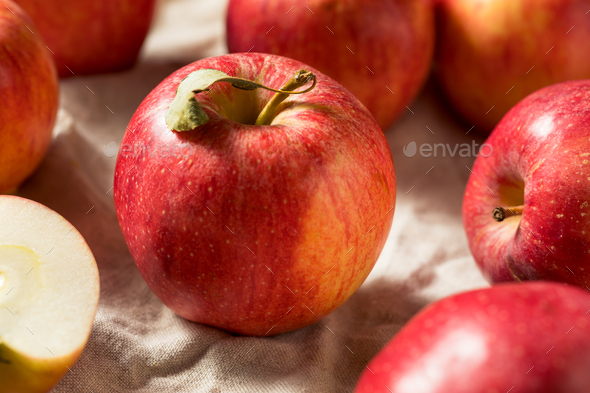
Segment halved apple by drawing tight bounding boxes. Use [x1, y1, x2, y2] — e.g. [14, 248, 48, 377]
[0, 196, 99, 393]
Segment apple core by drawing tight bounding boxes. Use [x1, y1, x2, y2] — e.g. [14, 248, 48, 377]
[0, 245, 42, 304]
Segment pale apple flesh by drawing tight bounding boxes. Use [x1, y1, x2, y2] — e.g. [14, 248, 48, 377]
[0, 196, 100, 393]
[227, 0, 434, 129]
[463, 80, 590, 286]
[355, 282, 590, 393]
[0, 0, 58, 194]
[114, 53, 396, 336]
[437, 0, 590, 133]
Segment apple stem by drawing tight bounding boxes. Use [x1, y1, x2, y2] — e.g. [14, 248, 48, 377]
[493, 205, 524, 222]
[255, 70, 317, 126]
[165, 69, 316, 131]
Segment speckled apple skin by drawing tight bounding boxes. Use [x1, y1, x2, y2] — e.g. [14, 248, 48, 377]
[356, 282, 590, 393]
[227, 0, 435, 130]
[0, 0, 58, 194]
[15, 0, 155, 77]
[114, 53, 396, 336]
[437, 0, 590, 133]
[463, 80, 590, 287]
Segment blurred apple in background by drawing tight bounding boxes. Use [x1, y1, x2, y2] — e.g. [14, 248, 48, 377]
[0, 0, 58, 195]
[437, 0, 590, 133]
[14, 0, 156, 77]
[356, 282, 590, 393]
[114, 53, 396, 336]
[0, 196, 100, 393]
[226, 0, 435, 130]
[463, 80, 590, 286]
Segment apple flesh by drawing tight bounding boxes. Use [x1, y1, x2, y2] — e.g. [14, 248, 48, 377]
[226, 0, 435, 130]
[114, 53, 396, 336]
[437, 0, 590, 133]
[356, 282, 590, 393]
[0, 196, 100, 393]
[0, 0, 58, 194]
[14, 0, 156, 77]
[463, 80, 590, 286]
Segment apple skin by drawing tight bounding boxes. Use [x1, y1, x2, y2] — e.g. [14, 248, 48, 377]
[463, 80, 590, 286]
[0, 340, 85, 393]
[114, 53, 396, 336]
[437, 0, 590, 133]
[0, 0, 58, 194]
[14, 0, 155, 77]
[355, 282, 590, 393]
[226, 0, 435, 130]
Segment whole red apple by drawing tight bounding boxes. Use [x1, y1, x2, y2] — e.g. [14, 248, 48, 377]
[0, 0, 58, 194]
[14, 0, 155, 77]
[437, 0, 590, 133]
[226, 0, 435, 130]
[114, 53, 396, 336]
[463, 80, 590, 286]
[356, 282, 590, 393]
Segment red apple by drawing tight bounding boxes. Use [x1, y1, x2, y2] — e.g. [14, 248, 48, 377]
[437, 0, 590, 133]
[0, 0, 58, 194]
[226, 0, 435, 130]
[463, 80, 590, 286]
[14, 0, 156, 77]
[113, 53, 396, 336]
[356, 282, 590, 393]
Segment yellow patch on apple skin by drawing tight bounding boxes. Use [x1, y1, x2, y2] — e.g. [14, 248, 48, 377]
[286, 169, 393, 321]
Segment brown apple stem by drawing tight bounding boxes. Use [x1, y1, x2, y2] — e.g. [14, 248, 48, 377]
[493, 205, 524, 222]
[254, 70, 317, 126]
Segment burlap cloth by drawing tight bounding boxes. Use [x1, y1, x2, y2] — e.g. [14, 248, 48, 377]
[18, 0, 489, 391]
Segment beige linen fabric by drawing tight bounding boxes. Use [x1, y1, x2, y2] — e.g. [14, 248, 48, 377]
[17, 0, 488, 391]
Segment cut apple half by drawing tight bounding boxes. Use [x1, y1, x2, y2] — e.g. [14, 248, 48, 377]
[0, 196, 99, 393]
